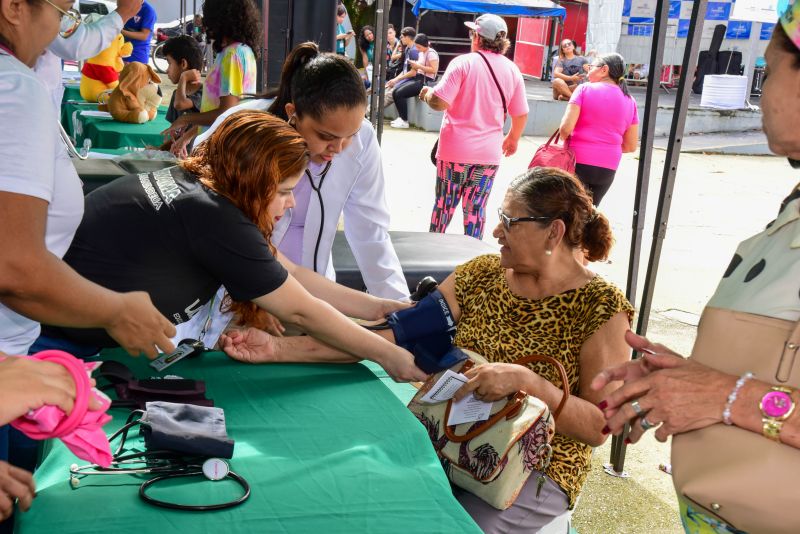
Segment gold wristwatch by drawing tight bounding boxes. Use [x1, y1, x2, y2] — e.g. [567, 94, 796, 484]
[759, 386, 796, 442]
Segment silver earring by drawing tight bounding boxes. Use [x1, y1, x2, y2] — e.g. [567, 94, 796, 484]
[545, 249, 552, 256]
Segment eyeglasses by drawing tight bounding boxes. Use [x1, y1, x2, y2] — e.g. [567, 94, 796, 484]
[40, 0, 82, 39]
[589, 63, 606, 70]
[497, 208, 551, 231]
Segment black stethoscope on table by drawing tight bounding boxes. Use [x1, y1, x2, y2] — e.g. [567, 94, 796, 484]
[68, 411, 250, 511]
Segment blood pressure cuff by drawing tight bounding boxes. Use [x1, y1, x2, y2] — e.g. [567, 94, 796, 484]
[98, 361, 214, 409]
[386, 289, 466, 374]
[140, 401, 234, 459]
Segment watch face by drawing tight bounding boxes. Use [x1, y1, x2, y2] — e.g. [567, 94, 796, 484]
[762, 391, 793, 418]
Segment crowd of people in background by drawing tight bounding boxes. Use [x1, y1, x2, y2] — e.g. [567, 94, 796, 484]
[3, 2, 800, 533]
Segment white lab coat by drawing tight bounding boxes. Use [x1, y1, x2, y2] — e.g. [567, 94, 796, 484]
[196, 99, 409, 300]
[35, 12, 124, 110]
[271, 119, 409, 300]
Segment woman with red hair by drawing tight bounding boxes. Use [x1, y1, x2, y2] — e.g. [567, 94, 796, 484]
[34, 110, 427, 384]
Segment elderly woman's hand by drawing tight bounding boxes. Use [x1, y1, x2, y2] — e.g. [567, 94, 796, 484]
[220, 327, 283, 364]
[595, 331, 736, 443]
[453, 362, 533, 403]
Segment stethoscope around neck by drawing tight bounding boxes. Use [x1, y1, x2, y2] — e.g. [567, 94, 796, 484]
[288, 112, 334, 274]
[304, 160, 333, 274]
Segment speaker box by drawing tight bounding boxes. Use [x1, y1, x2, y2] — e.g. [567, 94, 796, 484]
[716, 51, 743, 75]
[255, 0, 337, 91]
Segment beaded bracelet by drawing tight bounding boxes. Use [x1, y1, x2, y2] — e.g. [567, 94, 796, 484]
[723, 371, 754, 425]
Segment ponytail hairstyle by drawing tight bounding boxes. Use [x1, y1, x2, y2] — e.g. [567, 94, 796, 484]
[508, 167, 614, 262]
[265, 42, 366, 121]
[595, 52, 631, 98]
[181, 110, 309, 328]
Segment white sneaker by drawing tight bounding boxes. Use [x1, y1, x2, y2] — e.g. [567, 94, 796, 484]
[391, 118, 409, 129]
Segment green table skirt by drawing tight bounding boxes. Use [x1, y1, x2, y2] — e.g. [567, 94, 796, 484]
[17, 351, 479, 533]
[72, 107, 170, 151]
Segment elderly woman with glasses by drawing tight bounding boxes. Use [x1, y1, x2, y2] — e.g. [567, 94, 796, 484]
[218, 167, 633, 533]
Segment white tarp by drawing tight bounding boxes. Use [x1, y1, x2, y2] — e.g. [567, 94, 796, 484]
[586, 0, 625, 54]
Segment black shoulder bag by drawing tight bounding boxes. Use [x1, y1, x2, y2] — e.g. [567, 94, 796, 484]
[429, 52, 508, 165]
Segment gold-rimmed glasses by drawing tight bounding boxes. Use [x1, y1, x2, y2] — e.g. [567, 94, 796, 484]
[40, 0, 82, 38]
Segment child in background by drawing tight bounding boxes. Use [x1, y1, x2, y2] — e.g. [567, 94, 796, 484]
[160, 35, 204, 152]
[163, 35, 204, 123]
[162, 0, 260, 157]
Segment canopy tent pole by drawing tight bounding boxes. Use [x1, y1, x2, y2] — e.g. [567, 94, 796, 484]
[543, 17, 558, 80]
[609, 0, 709, 474]
[370, 0, 392, 142]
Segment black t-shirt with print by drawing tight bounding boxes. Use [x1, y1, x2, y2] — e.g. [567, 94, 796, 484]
[44, 166, 287, 347]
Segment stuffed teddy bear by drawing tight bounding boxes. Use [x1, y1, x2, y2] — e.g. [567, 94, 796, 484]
[98, 62, 163, 124]
[80, 34, 133, 102]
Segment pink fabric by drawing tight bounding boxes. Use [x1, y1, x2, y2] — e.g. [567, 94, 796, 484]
[433, 52, 528, 166]
[567, 82, 639, 170]
[11, 351, 112, 467]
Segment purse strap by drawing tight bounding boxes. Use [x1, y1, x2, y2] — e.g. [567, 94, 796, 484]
[442, 354, 570, 443]
[475, 52, 507, 119]
[778, 319, 800, 382]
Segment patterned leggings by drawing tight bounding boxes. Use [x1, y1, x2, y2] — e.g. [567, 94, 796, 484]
[429, 160, 499, 239]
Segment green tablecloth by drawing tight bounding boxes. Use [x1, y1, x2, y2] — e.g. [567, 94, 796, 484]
[72, 107, 169, 151]
[60, 84, 169, 150]
[17, 352, 479, 533]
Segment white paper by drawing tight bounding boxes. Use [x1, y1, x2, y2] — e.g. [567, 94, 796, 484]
[80, 110, 112, 118]
[420, 370, 468, 404]
[447, 393, 493, 426]
[630, 0, 657, 18]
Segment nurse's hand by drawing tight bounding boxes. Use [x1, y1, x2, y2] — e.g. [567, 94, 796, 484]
[376, 347, 428, 383]
[0, 461, 35, 520]
[106, 292, 176, 359]
[0, 357, 78, 425]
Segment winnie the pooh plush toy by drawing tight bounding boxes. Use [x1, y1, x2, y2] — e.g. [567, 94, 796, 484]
[80, 34, 132, 102]
[99, 62, 162, 124]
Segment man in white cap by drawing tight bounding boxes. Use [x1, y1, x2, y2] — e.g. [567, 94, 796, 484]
[419, 14, 529, 240]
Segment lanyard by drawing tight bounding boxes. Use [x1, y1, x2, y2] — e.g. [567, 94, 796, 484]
[0, 43, 14, 57]
[197, 293, 216, 346]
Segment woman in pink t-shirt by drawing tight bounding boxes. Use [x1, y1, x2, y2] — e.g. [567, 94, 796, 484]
[558, 53, 639, 205]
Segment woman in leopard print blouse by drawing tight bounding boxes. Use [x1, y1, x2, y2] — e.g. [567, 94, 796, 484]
[220, 167, 634, 532]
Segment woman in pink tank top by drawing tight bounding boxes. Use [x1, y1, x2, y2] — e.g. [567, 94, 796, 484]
[558, 53, 640, 205]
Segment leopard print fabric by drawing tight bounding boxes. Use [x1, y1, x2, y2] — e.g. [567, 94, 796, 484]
[453, 254, 634, 508]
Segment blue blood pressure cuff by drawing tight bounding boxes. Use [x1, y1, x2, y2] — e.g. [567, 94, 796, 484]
[386, 289, 467, 374]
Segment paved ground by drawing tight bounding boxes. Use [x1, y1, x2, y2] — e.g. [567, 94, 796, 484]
[378, 124, 796, 533]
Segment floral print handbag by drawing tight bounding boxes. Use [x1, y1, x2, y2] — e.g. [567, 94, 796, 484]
[407, 349, 569, 510]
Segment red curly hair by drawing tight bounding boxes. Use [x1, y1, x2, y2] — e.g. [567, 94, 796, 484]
[181, 110, 309, 327]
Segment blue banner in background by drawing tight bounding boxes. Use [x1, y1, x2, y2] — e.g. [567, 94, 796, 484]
[677, 19, 691, 37]
[669, 0, 681, 18]
[628, 24, 654, 36]
[705, 1, 731, 20]
[760, 22, 776, 40]
[623, 0, 632, 17]
[726, 20, 752, 39]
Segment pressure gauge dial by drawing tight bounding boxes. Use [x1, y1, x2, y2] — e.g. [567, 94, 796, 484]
[202, 458, 230, 481]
